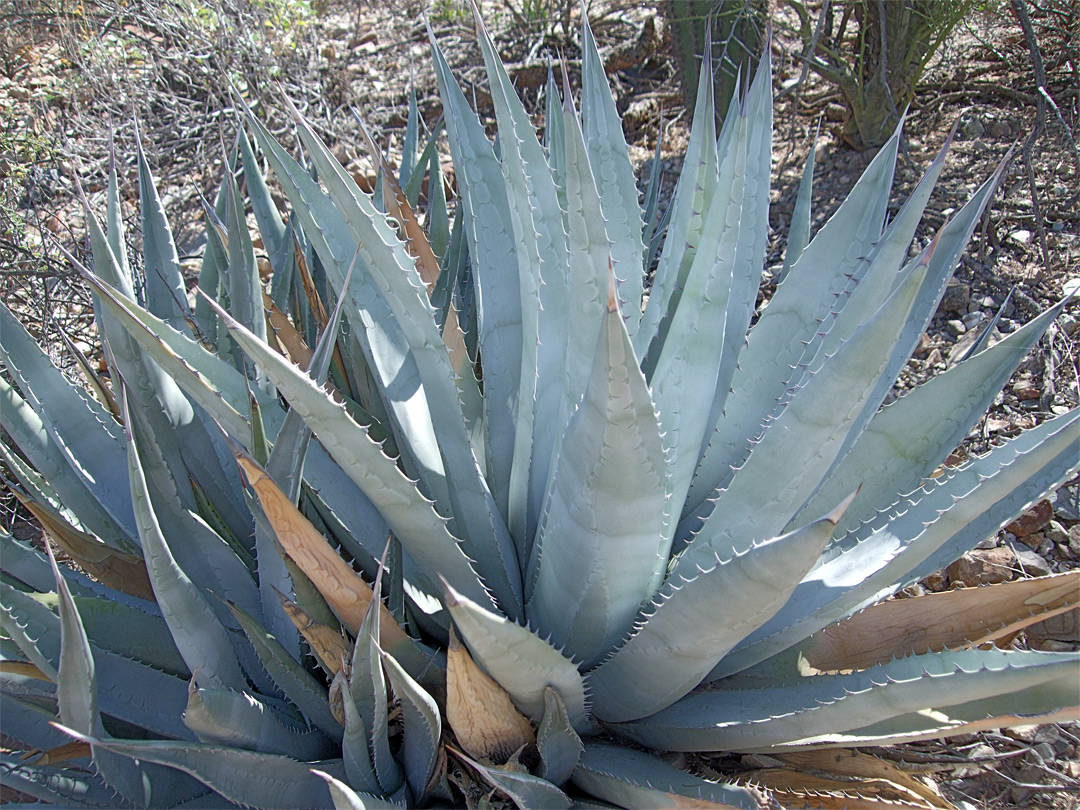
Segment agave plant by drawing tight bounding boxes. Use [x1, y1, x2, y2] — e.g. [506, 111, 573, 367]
[1, 6, 1078, 809]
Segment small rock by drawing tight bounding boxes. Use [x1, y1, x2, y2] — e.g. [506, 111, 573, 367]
[1060, 314, 1080, 336]
[979, 295, 998, 309]
[962, 311, 986, 330]
[1062, 277, 1080, 299]
[1045, 520, 1069, 545]
[922, 571, 947, 591]
[961, 118, 985, 139]
[925, 347, 944, 369]
[1016, 531, 1044, 550]
[1010, 377, 1041, 401]
[946, 547, 1015, 586]
[940, 280, 971, 314]
[976, 535, 999, 550]
[1008, 542, 1052, 577]
[947, 319, 967, 337]
[1005, 725, 1039, 742]
[1008, 229, 1032, 246]
[1068, 524, 1080, 556]
[989, 120, 1014, 138]
[1026, 608, 1079, 647]
[1005, 500, 1053, 537]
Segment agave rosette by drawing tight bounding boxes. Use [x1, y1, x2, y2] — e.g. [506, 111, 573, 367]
[1, 7, 1078, 809]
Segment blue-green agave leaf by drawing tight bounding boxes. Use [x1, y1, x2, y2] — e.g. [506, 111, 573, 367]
[528, 291, 667, 667]
[204, 294, 495, 612]
[777, 123, 818, 283]
[682, 254, 928, 561]
[571, 742, 764, 810]
[125, 405, 248, 693]
[378, 646, 440, 802]
[712, 407, 1080, 679]
[54, 725, 343, 810]
[535, 687, 582, 787]
[135, 126, 190, 332]
[617, 648, 1080, 752]
[0, 754, 122, 808]
[443, 580, 589, 731]
[428, 31, 521, 524]
[580, 13, 644, 335]
[312, 768, 406, 810]
[184, 678, 336, 760]
[587, 498, 849, 723]
[457, 747, 570, 810]
[224, 599, 340, 738]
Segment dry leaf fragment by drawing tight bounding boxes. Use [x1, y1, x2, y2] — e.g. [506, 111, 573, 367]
[446, 627, 534, 763]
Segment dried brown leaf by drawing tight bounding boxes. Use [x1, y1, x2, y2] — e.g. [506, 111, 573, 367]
[13, 491, 154, 602]
[277, 590, 350, 676]
[775, 750, 955, 809]
[740, 768, 934, 809]
[446, 627, 534, 763]
[804, 572, 1080, 672]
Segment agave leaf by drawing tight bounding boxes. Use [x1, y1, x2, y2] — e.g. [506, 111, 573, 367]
[66, 595, 187, 677]
[336, 683, 377, 796]
[0, 753, 124, 808]
[649, 100, 747, 530]
[690, 122, 901, 501]
[284, 100, 521, 621]
[348, 575, 404, 797]
[682, 253, 929, 560]
[205, 293, 495, 612]
[54, 725, 342, 810]
[571, 742, 765, 810]
[10, 491, 153, 603]
[0, 582, 59, 681]
[527, 285, 667, 665]
[48, 542, 205, 808]
[125, 402, 247, 692]
[454, 746, 570, 810]
[183, 677, 336, 760]
[580, 12, 644, 335]
[378, 645, 441, 802]
[636, 31, 718, 364]
[704, 51, 773, 450]
[0, 303, 135, 540]
[545, 76, 613, 477]
[239, 131, 287, 270]
[801, 571, 1080, 674]
[135, 127, 190, 331]
[535, 687, 582, 787]
[800, 289, 1071, 535]
[0, 378, 138, 552]
[471, 6, 571, 548]
[713, 407, 1080, 679]
[425, 142, 450, 261]
[544, 63, 566, 203]
[1, 581, 194, 740]
[72, 264, 270, 442]
[312, 768, 405, 810]
[428, 26, 521, 525]
[0, 442, 81, 536]
[443, 580, 588, 731]
[778, 125, 820, 283]
[0, 696, 77, 754]
[126, 402, 260, 614]
[223, 599, 341, 738]
[620, 647, 1080, 752]
[354, 114, 468, 375]
[588, 499, 849, 723]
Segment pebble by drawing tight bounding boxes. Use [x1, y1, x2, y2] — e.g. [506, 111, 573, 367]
[1008, 229, 1032, 245]
[946, 548, 1015, 586]
[962, 311, 986, 329]
[1045, 520, 1069, 545]
[940, 280, 971, 313]
[947, 319, 967, 336]
[1008, 541, 1052, 577]
[1005, 500, 1054, 537]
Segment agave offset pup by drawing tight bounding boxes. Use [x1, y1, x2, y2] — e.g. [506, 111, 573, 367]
[2, 7, 1078, 809]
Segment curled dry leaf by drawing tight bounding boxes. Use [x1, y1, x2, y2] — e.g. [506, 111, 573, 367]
[277, 589, 350, 676]
[12, 490, 154, 602]
[775, 750, 954, 810]
[446, 626, 535, 763]
[804, 572, 1080, 673]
